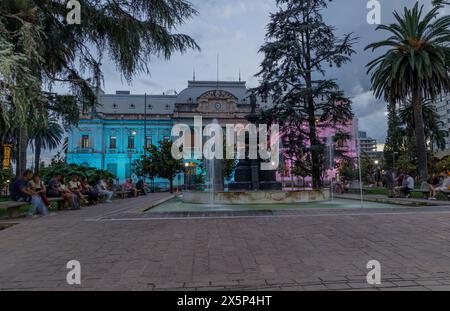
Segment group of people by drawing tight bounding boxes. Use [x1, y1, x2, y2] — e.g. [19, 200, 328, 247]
[384, 170, 415, 198]
[427, 172, 450, 200]
[10, 170, 115, 217]
[123, 178, 148, 197]
[384, 169, 450, 199]
[334, 169, 450, 200]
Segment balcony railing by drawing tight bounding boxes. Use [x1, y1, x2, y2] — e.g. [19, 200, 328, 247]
[76, 148, 94, 154]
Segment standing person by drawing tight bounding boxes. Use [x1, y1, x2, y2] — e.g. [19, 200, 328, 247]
[80, 177, 99, 205]
[397, 172, 405, 188]
[97, 178, 114, 203]
[68, 174, 88, 205]
[28, 173, 51, 209]
[47, 173, 80, 210]
[10, 170, 49, 217]
[385, 169, 395, 198]
[124, 179, 139, 197]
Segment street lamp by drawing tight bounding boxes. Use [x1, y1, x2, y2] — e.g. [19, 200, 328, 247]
[126, 128, 137, 180]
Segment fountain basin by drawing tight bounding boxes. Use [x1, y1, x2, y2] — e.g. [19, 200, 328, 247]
[183, 189, 330, 205]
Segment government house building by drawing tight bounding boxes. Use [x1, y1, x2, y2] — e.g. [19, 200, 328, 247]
[67, 80, 262, 187]
[67, 79, 359, 188]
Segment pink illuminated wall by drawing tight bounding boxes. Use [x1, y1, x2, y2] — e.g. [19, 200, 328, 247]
[276, 117, 359, 187]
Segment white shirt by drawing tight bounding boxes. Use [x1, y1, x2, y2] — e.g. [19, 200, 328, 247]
[406, 176, 415, 190]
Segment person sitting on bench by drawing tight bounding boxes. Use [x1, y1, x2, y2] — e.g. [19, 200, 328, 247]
[124, 179, 139, 197]
[47, 173, 80, 210]
[136, 179, 148, 196]
[97, 178, 114, 203]
[437, 171, 450, 193]
[401, 173, 415, 199]
[68, 174, 88, 205]
[10, 170, 49, 217]
[80, 177, 99, 205]
[28, 173, 51, 209]
[427, 174, 442, 200]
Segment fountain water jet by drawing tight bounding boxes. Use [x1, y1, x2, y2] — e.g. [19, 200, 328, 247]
[205, 119, 224, 206]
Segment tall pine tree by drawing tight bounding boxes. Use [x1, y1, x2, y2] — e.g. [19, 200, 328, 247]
[384, 100, 402, 169]
[255, 0, 356, 188]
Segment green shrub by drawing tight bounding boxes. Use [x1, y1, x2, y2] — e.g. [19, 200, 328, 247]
[39, 163, 115, 185]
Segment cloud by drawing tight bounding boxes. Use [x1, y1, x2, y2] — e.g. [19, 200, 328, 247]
[51, 0, 438, 145]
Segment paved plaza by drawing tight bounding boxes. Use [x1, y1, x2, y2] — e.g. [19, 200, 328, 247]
[1, 194, 450, 291]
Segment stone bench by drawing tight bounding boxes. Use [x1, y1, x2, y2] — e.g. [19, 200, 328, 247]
[411, 189, 431, 198]
[0, 201, 29, 218]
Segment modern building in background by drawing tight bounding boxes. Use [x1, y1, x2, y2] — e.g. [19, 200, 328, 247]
[358, 131, 378, 158]
[433, 92, 450, 151]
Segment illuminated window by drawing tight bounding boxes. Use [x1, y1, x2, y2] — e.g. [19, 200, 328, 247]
[128, 136, 135, 149]
[81, 135, 90, 149]
[145, 136, 153, 148]
[110, 137, 117, 149]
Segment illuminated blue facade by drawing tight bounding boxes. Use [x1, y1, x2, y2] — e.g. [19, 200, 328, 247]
[67, 119, 175, 185]
[67, 80, 261, 187]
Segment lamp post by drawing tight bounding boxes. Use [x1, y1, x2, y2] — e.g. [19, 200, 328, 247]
[126, 128, 137, 179]
[144, 93, 148, 154]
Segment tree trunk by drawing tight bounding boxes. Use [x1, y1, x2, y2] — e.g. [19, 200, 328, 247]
[305, 74, 322, 189]
[169, 179, 174, 194]
[16, 126, 28, 178]
[304, 10, 322, 190]
[34, 139, 42, 174]
[412, 79, 428, 183]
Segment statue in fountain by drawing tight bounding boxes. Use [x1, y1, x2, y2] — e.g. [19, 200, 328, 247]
[229, 94, 282, 191]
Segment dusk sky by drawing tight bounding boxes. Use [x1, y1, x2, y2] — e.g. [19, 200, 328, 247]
[46, 0, 446, 166]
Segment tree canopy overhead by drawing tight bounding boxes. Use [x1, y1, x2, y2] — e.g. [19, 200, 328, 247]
[1, 0, 199, 103]
[0, 0, 199, 176]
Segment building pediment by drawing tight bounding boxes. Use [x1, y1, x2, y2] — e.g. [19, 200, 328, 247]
[197, 90, 238, 102]
[196, 90, 239, 114]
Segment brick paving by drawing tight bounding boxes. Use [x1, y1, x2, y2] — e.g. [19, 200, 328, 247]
[1, 194, 450, 291]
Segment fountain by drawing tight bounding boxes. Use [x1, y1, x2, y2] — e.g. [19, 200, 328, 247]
[182, 94, 330, 205]
[205, 119, 224, 205]
[229, 94, 282, 192]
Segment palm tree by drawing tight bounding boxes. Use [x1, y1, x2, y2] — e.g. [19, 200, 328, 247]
[433, 1, 449, 6]
[30, 114, 64, 173]
[399, 99, 449, 152]
[366, 3, 450, 182]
